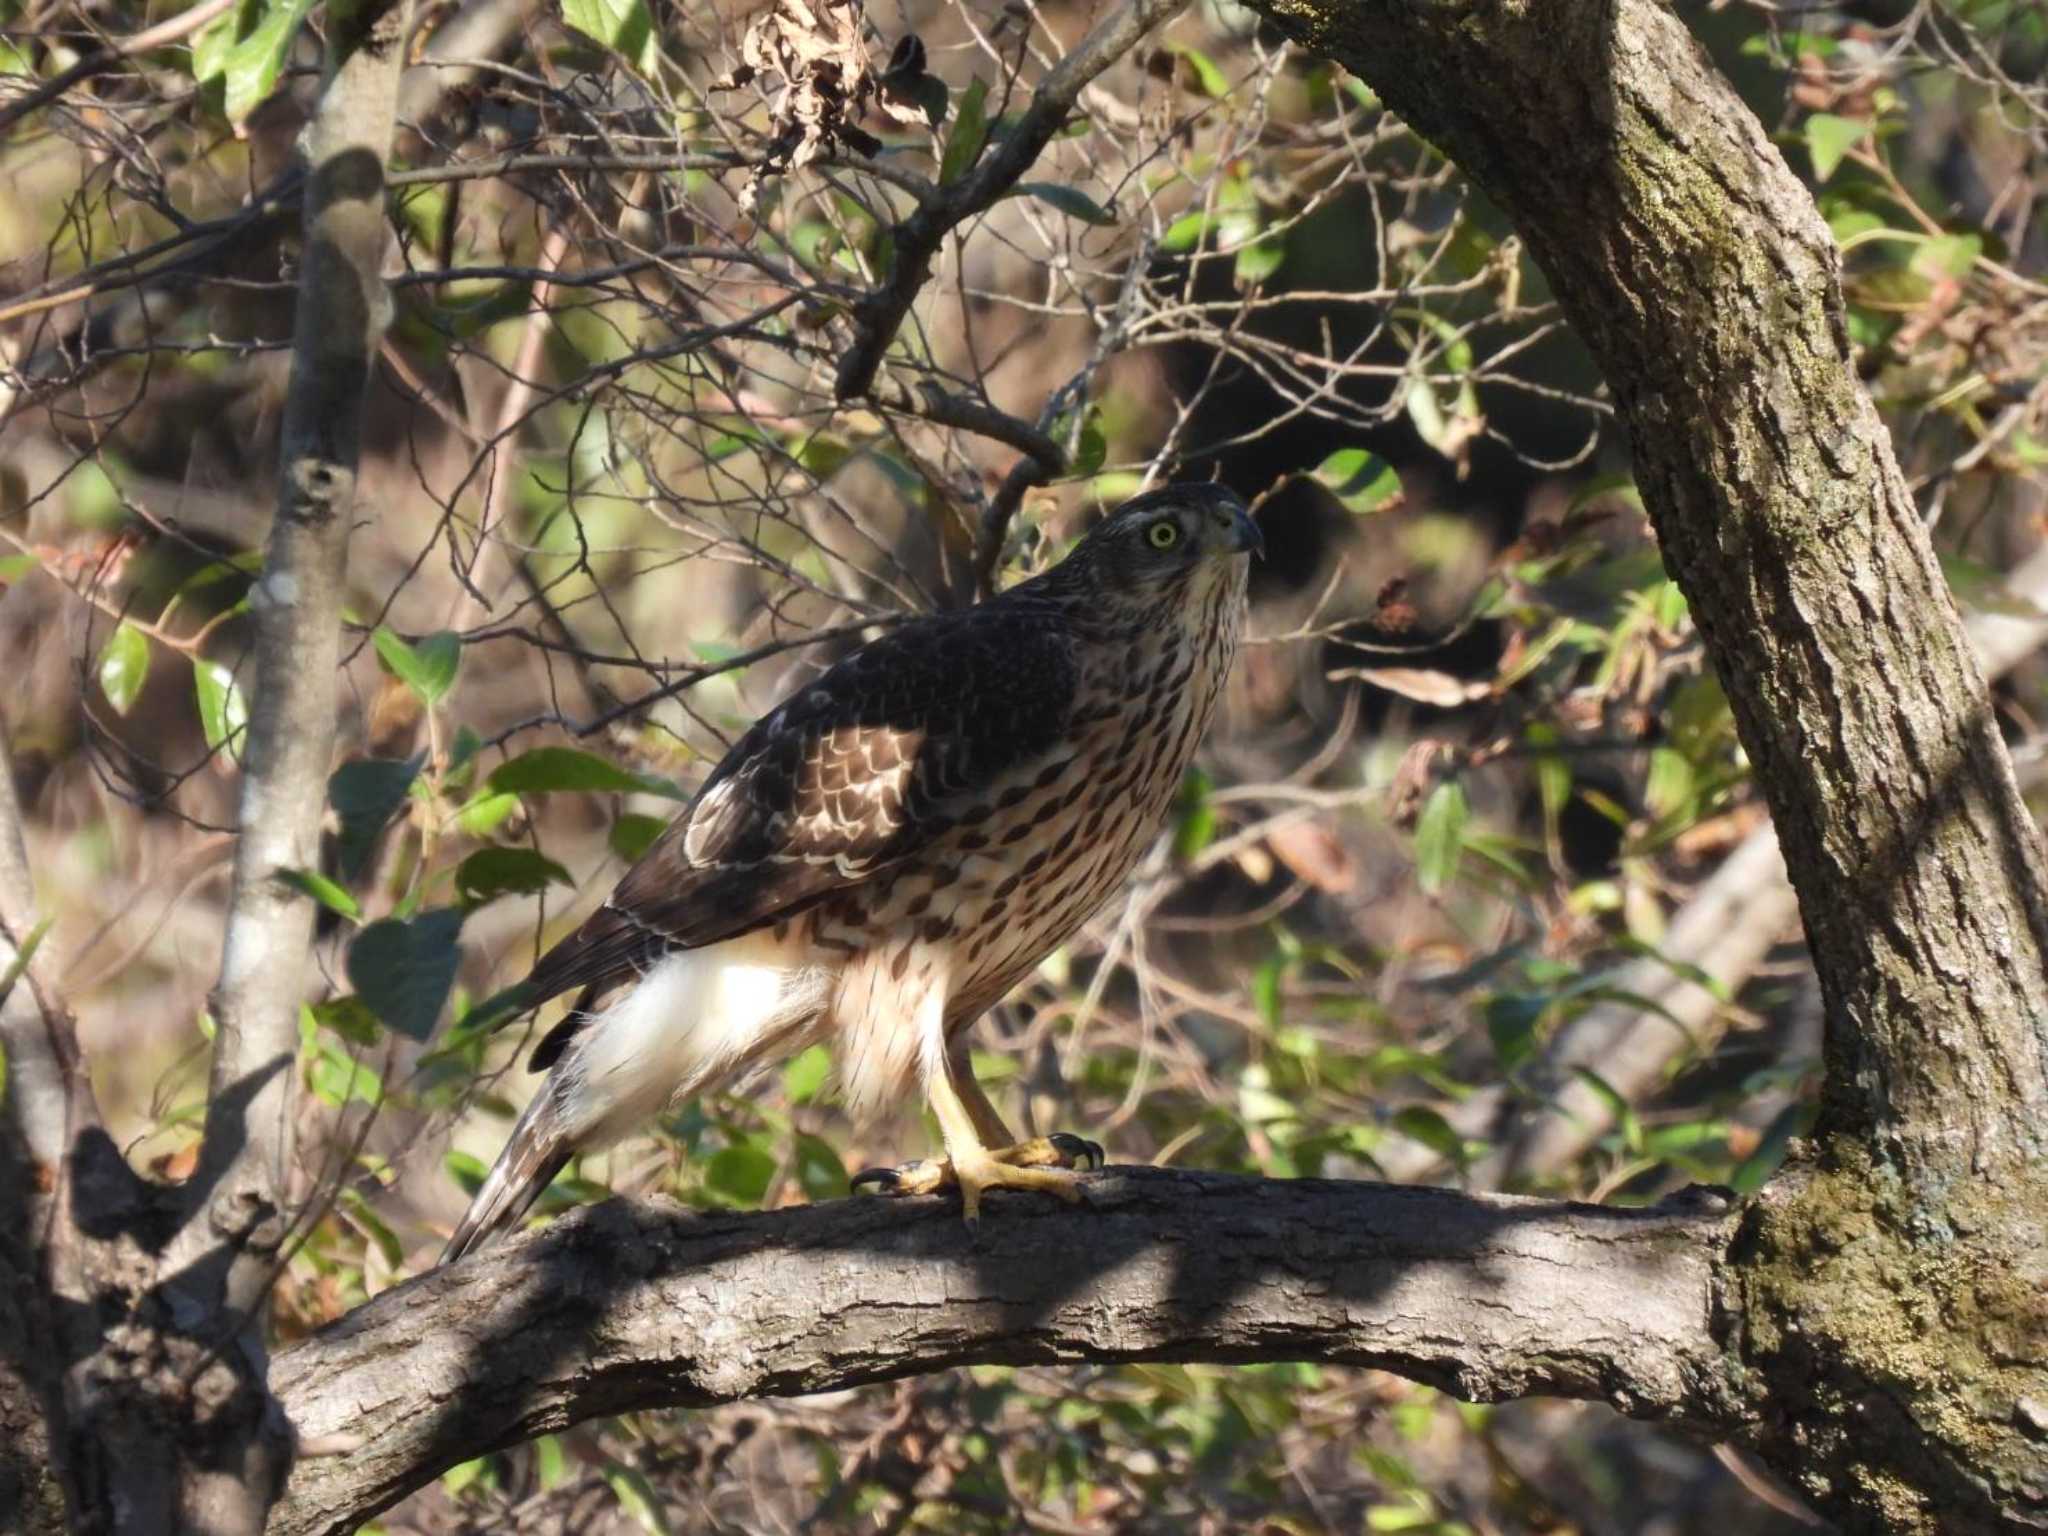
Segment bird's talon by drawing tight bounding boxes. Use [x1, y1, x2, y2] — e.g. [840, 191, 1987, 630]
[1047, 1132, 1104, 1170]
[850, 1165, 903, 1195]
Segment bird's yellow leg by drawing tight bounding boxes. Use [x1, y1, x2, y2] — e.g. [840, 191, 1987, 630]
[926, 1060, 1092, 1223]
[945, 1036, 1104, 1179]
[850, 1019, 1101, 1220]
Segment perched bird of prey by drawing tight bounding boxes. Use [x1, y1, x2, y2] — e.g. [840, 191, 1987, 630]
[442, 483, 1261, 1261]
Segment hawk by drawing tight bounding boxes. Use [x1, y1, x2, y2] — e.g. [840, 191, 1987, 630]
[442, 483, 1261, 1261]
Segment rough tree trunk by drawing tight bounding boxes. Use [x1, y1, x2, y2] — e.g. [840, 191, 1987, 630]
[0, 3, 411, 1531]
[1230, 0, 2048, 1529]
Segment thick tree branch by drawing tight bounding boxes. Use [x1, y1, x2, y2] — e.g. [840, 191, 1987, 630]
[1224, 1, 2048, 1528]
[269, 1171, 1743, 1536]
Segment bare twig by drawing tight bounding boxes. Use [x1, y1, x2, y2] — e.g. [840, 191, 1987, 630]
[833, 0, 1191, 401]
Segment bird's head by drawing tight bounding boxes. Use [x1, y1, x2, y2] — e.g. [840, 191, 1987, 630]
[1054, 482, 1263, 603]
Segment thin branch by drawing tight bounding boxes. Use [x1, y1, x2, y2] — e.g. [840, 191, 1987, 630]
[269, 1171, 1744, 1536]
[833, 0, 1191, 401]
[0, 0, 239, 139]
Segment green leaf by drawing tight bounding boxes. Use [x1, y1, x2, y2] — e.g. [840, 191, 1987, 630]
[1071, 420, 1108, 478]
[1484, 993, 1545, 1073]
[311, 995, 382, 1047]
[1311, 448, 1403, 514]
[194, 661, 249, 762]
[373, 627, 461, 707]
[1173, 766, 1215, 859]
[1233, 237, 1285, 288]
[1731, 1103, 1811, 1194]
[456, 791, 521, 838]
[1171, 44, 1229, 98]
[1389, 1105, 1464, 1165]
[455, 847, 573, 906]
[485, 747, 684, 799]
[609, 812, 668, 862]
[1015, 181, 1117, 225]
[562, 0, 657, 72]
[1161, 211, 1212, 252]
[601, 1463, 674, 1536]
[1940, 552, 2048, 619]
[939, 76, 989, 185]
[783, 1044, 832, 1105]
[792, 1132, 846, 1201]
[329, 755, 424, 880]
[1912, 231, 1981, 281]
[1413, 780, 1467, 895]
[97, 622, 149, 716]
[703, 1143, 777, 1206]
[346, 909, 466, 1042]
[201, 0, 318, 124]
[1572, 1066, 1642, 1153]
[445, 1148, 490, 1196]
[1804, 113, 1867, 182]
[279, 867, 361, 922]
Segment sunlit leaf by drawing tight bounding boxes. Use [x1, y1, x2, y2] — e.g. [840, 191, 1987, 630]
[1911, 231, 1981, 281]
[200, 0, 318, 124]
[1413, 781, 1467, 894]
[279, 867, 361, 922]
[939, 76, 989, 185]
[1804, 113, 1867, 182]
[455, 847, 572, 906]
[1389, 1106, 1464, 1165]
[194, 660, 249, 763]
[311, 995, 382, 1047]
[373, 627, 461, 707]
[783, 1044, 832, 1105]
[97, 622, 149, 716]
[1171, 44, 1229, 97]
[1311, 448, 1403, 514]
[562, 0, 657, 72]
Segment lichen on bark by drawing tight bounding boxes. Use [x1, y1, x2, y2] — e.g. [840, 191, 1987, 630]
[1729, 1146, 2048, 1533]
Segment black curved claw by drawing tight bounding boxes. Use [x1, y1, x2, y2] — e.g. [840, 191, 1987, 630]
[1048, 1132, 1105, 1170]
[849, 1165, 903, 1195]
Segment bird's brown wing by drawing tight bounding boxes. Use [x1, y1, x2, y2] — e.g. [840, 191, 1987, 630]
[516, 601, 1079, 1011]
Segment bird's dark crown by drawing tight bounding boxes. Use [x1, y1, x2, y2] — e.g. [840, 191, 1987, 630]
[1034, 482, 1262, 597]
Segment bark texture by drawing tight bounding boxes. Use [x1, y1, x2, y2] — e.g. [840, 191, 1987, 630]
[0, 6, 412, 1532]
[270, 1171, 1743, 1536]
[1225, 0, 2048, 1529]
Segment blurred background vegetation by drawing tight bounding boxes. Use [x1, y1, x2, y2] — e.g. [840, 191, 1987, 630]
[1, 0, 2043, 1526]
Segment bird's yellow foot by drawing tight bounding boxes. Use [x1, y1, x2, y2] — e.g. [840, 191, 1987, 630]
[851, 1133, 1103, 1222]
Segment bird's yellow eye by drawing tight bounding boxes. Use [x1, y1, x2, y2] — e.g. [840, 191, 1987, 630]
[1147, 520, 1180, 549]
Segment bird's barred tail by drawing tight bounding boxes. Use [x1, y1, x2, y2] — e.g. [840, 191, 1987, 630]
[441, 1083, 572, 1265]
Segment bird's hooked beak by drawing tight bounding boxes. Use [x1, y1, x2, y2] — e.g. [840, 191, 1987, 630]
[1226, 501, 1265, 560]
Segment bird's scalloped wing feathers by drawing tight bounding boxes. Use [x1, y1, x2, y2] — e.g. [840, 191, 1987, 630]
[513, 605, 1079, 1008]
